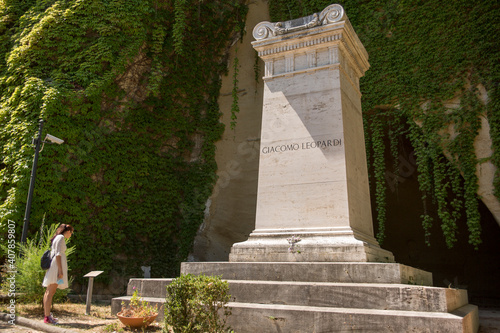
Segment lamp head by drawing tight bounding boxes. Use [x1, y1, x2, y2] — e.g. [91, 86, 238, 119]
[44, 134, 64, 145]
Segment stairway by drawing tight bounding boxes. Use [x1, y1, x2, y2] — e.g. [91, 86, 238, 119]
[111, 262, 479, 332]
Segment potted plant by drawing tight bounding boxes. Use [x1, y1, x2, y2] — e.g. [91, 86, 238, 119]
[117, 287, 159, 328]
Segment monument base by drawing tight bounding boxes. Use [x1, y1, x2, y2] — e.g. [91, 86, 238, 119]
[229, 228, 395, 263]
[111, 262, 478, 332]
[179, 261, 479, 333]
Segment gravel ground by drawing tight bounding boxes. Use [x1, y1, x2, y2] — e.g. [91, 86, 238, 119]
[0, 302, 164, 333]
[1, 301, 498, 332]
[0, 320, 45, 333]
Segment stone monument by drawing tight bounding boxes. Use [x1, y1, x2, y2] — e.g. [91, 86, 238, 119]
[229, 4, 394, 263]
[112, 4, 479, 332]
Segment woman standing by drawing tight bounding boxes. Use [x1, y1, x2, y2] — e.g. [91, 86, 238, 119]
[42, 223, 74, 324]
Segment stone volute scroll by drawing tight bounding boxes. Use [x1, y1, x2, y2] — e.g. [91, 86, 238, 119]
[252, 4, 345, 40]
[252, 21, 276, 40]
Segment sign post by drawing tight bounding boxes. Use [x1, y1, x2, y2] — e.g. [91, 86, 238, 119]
[84, 271, 104, 315]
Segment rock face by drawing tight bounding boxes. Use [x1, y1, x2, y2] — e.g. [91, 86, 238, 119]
[189, 0, 268, 262]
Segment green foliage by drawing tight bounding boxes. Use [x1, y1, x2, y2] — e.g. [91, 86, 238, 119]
[173, 0, 188, 55]
[104, 322, 124, 333]
[230, 47, 240, 130]
[1, 223, 74, 304]
[165, 274, 232, 333]
[370, 113, 386, 244]
[120, 287, 158, 317]
[0, 0, 248, 287]
[268, 0, 500, 248]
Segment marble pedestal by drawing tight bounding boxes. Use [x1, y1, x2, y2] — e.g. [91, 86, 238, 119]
[229, 4, 393, 263]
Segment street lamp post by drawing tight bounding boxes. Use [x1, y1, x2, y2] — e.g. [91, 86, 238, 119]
[20, 120, 64, 243]
[21, 119, 44, 244]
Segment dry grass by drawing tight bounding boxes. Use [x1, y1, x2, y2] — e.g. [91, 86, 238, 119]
[0, 301, 166, 332]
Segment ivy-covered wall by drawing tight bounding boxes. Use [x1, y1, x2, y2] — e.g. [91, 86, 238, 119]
[269, 0, 500, 249]
[0, 0, 247, 290]
[1, 0, 499, 293]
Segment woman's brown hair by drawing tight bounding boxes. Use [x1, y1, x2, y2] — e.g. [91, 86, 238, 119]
[50, 223, 74, 244]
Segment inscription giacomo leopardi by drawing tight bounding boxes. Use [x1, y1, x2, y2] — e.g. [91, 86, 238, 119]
[262, 138, 342, 154]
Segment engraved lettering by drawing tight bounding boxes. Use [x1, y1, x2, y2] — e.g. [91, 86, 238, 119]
[263, 139, 342, 154]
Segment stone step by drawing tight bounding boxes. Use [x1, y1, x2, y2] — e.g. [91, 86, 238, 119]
[126, 278, 173, 299]
[111, 292, 475, 331]
[111, 262, 477, 332]
[180, 262, 433, 285]
[116, 278, 467, 313]
[111, 273, 477, 332]
[227, 280, 468, 313]
[226, 302, 479, 333]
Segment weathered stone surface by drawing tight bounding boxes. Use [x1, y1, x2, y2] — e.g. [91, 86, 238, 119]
[181, 262, 432, 285]
[226, 281, 468, 313]
[253, 4, 346, 40]
[229, 237, 395, 262]
[126, 278, 169, 299]
[110, 276, 476, 329]
[226, 303, 479, 333]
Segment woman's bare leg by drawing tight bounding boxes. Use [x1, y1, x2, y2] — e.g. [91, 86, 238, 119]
[43, 284, 58, 317]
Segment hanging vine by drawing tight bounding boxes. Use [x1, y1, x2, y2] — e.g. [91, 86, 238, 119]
[370, 111, 387, 244]
[230, 46, 240, 130]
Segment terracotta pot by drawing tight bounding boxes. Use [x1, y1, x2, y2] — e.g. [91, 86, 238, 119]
[116, 312, 158, 328]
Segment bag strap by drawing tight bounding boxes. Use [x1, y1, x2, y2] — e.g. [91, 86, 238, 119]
[47, 243, 55, 260]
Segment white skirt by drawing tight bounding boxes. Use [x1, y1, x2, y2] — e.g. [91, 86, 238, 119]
[42, 235, 69, 289]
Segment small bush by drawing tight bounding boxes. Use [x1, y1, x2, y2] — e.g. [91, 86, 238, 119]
[119, 287, 158, 317]
[165, 274, 232, 333]
[1, 224, 74, 304]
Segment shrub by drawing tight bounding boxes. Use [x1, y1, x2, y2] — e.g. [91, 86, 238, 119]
[165, 274, 232, 333]
[119, 287, 158, 317]
[1, 224, 74, 304]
